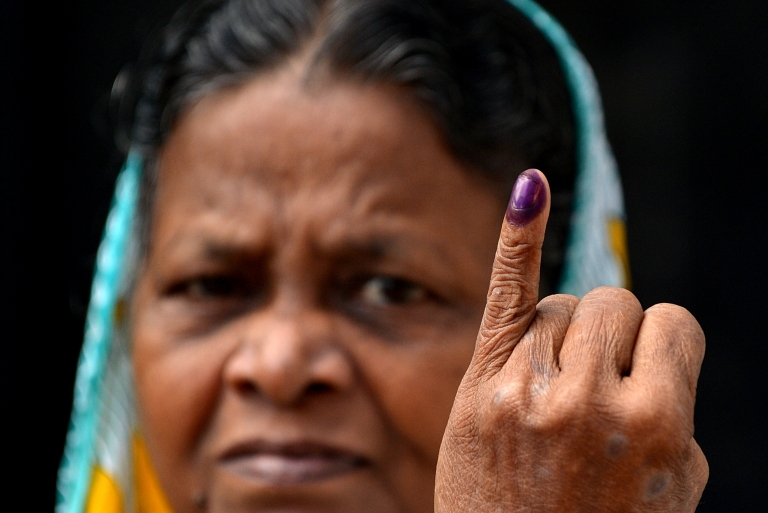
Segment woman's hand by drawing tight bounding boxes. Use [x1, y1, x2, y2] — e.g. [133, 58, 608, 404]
[435, 170, 708, 512]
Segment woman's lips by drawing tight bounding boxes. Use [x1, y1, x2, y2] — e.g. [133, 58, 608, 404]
[220, 441, 369, 485]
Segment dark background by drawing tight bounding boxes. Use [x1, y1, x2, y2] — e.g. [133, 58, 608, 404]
[2, 0, 766, 510]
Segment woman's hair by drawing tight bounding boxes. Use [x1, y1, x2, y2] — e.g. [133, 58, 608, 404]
[118, 0, 575, 294]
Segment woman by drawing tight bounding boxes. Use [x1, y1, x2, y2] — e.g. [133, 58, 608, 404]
[59, 0, 707, 511]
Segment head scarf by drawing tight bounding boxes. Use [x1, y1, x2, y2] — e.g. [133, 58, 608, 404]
[57, 1, 629, 511]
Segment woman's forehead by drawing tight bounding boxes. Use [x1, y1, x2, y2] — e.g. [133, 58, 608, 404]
[160, 70, 438, 177]
[151, 70, 505, 250]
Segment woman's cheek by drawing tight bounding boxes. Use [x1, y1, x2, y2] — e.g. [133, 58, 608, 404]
[359, 321, 478, 461]
[132, 300, 235, 505]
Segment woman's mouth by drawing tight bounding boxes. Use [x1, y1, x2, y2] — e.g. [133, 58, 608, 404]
[220, 441, 370, 485]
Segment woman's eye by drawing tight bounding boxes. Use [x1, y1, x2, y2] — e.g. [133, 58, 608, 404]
[359, 276, 427, 306]
[170, 276, 242, 300]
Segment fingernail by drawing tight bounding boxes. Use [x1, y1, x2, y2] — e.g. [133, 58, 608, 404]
[506, 169, 546, 226]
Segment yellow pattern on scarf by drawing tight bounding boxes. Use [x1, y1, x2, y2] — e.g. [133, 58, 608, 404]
[134, 435, 174, 513]
[85, 467, 123, 513]
[84, 435, 173, 513]
[607, 218, 631, 289]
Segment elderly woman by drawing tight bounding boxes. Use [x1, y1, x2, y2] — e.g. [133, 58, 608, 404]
[58, 0, 708, 512]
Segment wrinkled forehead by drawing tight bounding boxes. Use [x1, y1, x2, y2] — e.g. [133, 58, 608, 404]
[147, 70, 504, 262]
[157, 70, 443, 199]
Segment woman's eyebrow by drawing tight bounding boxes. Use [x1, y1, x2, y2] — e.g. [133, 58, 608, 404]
[324, 237, 394, 262]
[157, 233, 268, 264]
[321, 232, 457, 273]
[200, 241, 257, 260]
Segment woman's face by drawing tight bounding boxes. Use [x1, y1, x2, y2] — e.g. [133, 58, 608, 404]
[131, 67, 507, 513]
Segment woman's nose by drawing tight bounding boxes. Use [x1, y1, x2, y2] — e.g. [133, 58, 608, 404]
[223, 310, 355, 407]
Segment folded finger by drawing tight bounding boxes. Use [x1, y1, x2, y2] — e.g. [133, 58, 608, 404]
[627, 303, 705, 405]
[557, 287, 644, 381]
[504, 294, 580, 379]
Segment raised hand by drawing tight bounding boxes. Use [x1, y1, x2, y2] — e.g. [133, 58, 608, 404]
[435, 169, 708, 513]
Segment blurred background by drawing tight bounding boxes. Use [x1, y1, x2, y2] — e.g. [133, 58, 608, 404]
[2, 0, 766, 510]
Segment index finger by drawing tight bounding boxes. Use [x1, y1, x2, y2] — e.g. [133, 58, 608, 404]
[472, 169, 551, 375]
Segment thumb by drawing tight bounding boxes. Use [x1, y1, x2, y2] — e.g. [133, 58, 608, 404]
[472, 168, 551, 373]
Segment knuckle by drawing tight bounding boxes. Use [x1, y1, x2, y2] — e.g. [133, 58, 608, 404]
[536, 293, 579, 320]
[621, 391, 691, 451]
[545, 380, 603, 428]
[630, 400, 672, 434]
[537, 293, 580, 310]
[645, 304, 705, 347]
[486, 250, 537, 311]
[645, 302, 692, 318]
[478, 381, 527, 435]
[642, 304, 706, 381]
[582, 286, 642, 311]
[571, 288, 643, 337]
[491, 381, 526, 410]
[498, 234, 535, 262]
[492, 251, 529, 288]
[475, 324, 520, 369]
[534, 402, 587, 434]
[550, 378, 590, 409]
[481, 280, 537, 334]
[484, 285, 525, 324]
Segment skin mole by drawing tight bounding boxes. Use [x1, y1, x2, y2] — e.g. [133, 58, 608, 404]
[645, 472, 672, 501]
[606, 433, 629, 460]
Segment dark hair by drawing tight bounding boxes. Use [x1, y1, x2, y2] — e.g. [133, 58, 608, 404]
[119, 0, 575, 294]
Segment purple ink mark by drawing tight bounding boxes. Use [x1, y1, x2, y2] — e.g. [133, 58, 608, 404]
[505, 169, 547, 227]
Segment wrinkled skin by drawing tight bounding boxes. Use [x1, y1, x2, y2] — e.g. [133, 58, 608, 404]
[132, 63, 707, 513]
[435, 172, 708, 512]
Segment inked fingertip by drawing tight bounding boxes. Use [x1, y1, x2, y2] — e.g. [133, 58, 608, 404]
[505, 169, 547, 226]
